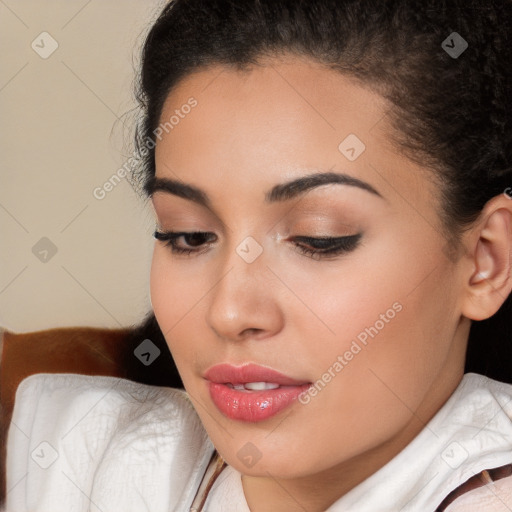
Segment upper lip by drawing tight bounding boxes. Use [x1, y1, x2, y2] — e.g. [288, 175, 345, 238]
[204, 363, 310, 386]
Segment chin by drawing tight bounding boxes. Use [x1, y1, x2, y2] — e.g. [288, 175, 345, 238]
[221, 444, 320, 479]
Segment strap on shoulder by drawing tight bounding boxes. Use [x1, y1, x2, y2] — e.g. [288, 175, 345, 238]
[435, 463, 512, 511]
[190, 450, 227, 512]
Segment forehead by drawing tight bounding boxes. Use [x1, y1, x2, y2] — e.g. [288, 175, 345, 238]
[156, 56, 387, 157]
[153, 55, 440, 222]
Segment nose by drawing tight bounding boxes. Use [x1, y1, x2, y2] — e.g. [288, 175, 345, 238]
[205, 241, 284, 343]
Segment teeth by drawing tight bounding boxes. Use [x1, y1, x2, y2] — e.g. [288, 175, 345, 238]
[243, 382, 280, 390]
[225, 382, 281, 391]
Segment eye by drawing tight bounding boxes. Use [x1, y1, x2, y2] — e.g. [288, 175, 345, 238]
[291, 234, 362, 260]
[153, 230, 217, 255]
[154, 230, 362, 259]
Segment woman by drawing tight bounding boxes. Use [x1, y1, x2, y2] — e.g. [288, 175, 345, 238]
[5, 0, 512, 510]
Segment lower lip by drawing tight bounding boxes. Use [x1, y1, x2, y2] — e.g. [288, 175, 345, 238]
[207, 382, 311, 422]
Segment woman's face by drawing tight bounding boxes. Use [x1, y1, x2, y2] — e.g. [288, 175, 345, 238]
[150, 56, 469, 479]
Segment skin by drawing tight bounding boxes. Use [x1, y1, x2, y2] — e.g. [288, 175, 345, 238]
[149, 56, 512, 511]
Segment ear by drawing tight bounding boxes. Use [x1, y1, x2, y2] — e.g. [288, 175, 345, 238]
[461, 192, 512, 321]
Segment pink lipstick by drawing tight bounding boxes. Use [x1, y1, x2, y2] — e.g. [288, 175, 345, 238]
[204, 363, 311, 422]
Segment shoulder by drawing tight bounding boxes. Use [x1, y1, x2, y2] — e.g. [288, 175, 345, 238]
[436, 374, 512, 511]
[8, 371, 202, 441]
[450, 372, 512, 409]
[6, 373, 214, 512]
[444, 474, 512, 511]
[440, 373, 512, 437]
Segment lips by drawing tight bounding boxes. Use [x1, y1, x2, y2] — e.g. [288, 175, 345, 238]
[204, 363, 312, 422]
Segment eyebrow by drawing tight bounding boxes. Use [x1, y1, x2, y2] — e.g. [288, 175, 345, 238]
[145, 171, 383, 208]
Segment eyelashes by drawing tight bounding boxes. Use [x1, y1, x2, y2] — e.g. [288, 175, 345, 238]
[153, 231, 216, 256]
[292, 234, 362, 259]
[153, 230, 362, 260]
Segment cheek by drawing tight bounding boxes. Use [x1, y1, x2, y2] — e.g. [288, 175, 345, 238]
[326, 275, 454, 416]
[293, 234, 455, 406]
[268, 275, 455, 470]
[150, 247, 207, 318]
[149, 249, 205, 367]
[150, 249, 177, 328]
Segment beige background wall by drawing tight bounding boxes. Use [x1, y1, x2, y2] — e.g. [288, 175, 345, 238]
[1, 1, 165, 332]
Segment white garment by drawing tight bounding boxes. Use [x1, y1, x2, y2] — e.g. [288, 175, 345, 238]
[5, 372, 512, 512]
[5, 374, 215, 512]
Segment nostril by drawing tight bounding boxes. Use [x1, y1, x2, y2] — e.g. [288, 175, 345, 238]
[240, 327, 263, 338]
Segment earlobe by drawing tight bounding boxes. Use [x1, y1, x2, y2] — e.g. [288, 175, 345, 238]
[461, 197, 512, 321]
